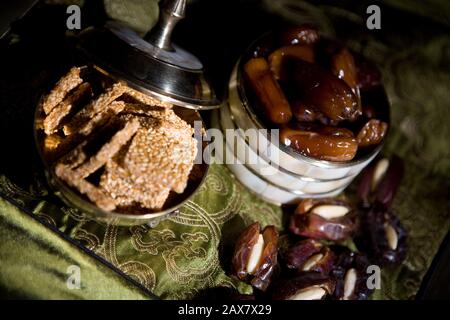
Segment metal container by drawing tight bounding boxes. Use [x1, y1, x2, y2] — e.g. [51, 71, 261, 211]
[35, 96, 209, 226]
[34, 0, 219, 226]
[220, 32, 389, 204]
[212, 109, 347, 205]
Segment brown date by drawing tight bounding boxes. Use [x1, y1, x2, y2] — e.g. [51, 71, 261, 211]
[290, 200, 356, 241]
[280, 25, 320, 46]
[295, 198, 323, 215]
[355, 203, 407, 266]
[362, 104, 376, 119]
[273, 272, 335, 300]
[356, 57, 382, 91]
[291, 123, 355, 138]
[358, 156, 404, 208]
[331, 250, 374, 300]
[232, 222, 279, 291]
[280, 125, 358, 162]
[285, 239, 336, 275]
[244, 58, 293, 124]
[286, 59, 361, 121]
[269, 44, 315, 79]
[374, 156, 404, 208]
[356, 156, 407, 266]
[356, 119, 388, 147]
[331, 47, 362, 110]
[284, 239, 322, 269]
[291, 101, 319, 122]
[291, 102, 339, 125]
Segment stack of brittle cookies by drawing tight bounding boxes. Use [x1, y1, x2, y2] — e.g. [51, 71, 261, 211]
[36, 67, 198, 212]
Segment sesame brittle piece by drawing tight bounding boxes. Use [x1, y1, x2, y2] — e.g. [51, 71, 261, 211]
[44, 82, 93, 135]
[63, 82, 127, 136]
[78, 100, 127, 137]
[44, 134, 63, 153]
[54, 118, 141, 211]
[123, 113, 197, 194]
[122, 86, 172, 108]
[73, 117, 140, 179]
[55, 162, 116, 211]
[45, 101, 126, 161]
[121, 102, 172, 118]
[100, 159, 171, 210]
[42, 67, 83, 114]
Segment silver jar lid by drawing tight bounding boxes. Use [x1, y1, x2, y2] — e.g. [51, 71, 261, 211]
[77, 0, 221, 110]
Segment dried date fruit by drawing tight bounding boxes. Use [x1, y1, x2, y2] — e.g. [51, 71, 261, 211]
[284, 239, 322, 269]
[291, 102, 339, 125]
[232, 222, 260, 279]
[356, 119, 388, 147]
[280, 125, 358, 162]
[273, 272, 335, 300]
[252, 35, 275, 59]
[291, 101, 320, 122]
[362, 104, 376, 119]
[280, 25, 320, 46]
[290, 122, 354, 137]
[374, 156, 404, 208]
[286, 59, 361, 121]
[358, 156, 404, 208]
[232, 222, 279, 291]
[331, 47, 361, 109]
[244, 58, 293, 124]
[269, 44, 315, 79]
[301, 247, 335, 274]
[356, 57, 382, 91]
[290, 200, 356, 241]
[285, 239, 336, 275]
[252, 225, 279, 290]
[331, 250, 373, 300]
[355, 203, 407, 266]
[295, 198, 322, 215]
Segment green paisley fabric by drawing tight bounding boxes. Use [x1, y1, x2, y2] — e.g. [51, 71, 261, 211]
[1, 0, 450, 300]
[0, 164, 282, 299]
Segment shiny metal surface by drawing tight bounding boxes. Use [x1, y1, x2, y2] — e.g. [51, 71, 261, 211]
[145, 0, 186, 51]
[77, 0, 221, 110]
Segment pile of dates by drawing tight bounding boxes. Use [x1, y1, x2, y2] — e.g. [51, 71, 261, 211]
[227, 156, 407, 300]
[243, 25, 389, 162]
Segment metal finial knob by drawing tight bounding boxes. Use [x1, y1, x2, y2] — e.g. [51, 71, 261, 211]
[78, 0, 220, 109]
[145, 0, 186, 51]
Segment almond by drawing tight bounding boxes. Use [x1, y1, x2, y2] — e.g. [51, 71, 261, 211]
[246, 234, 265, 274]
[384, 223, 398, 250]
[289, 286, 327, 300]
[302, 253, 324, 271]
[343, 268, 357, 300]
[371, 158, 389, 191]
[312, 205, 349, 219]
